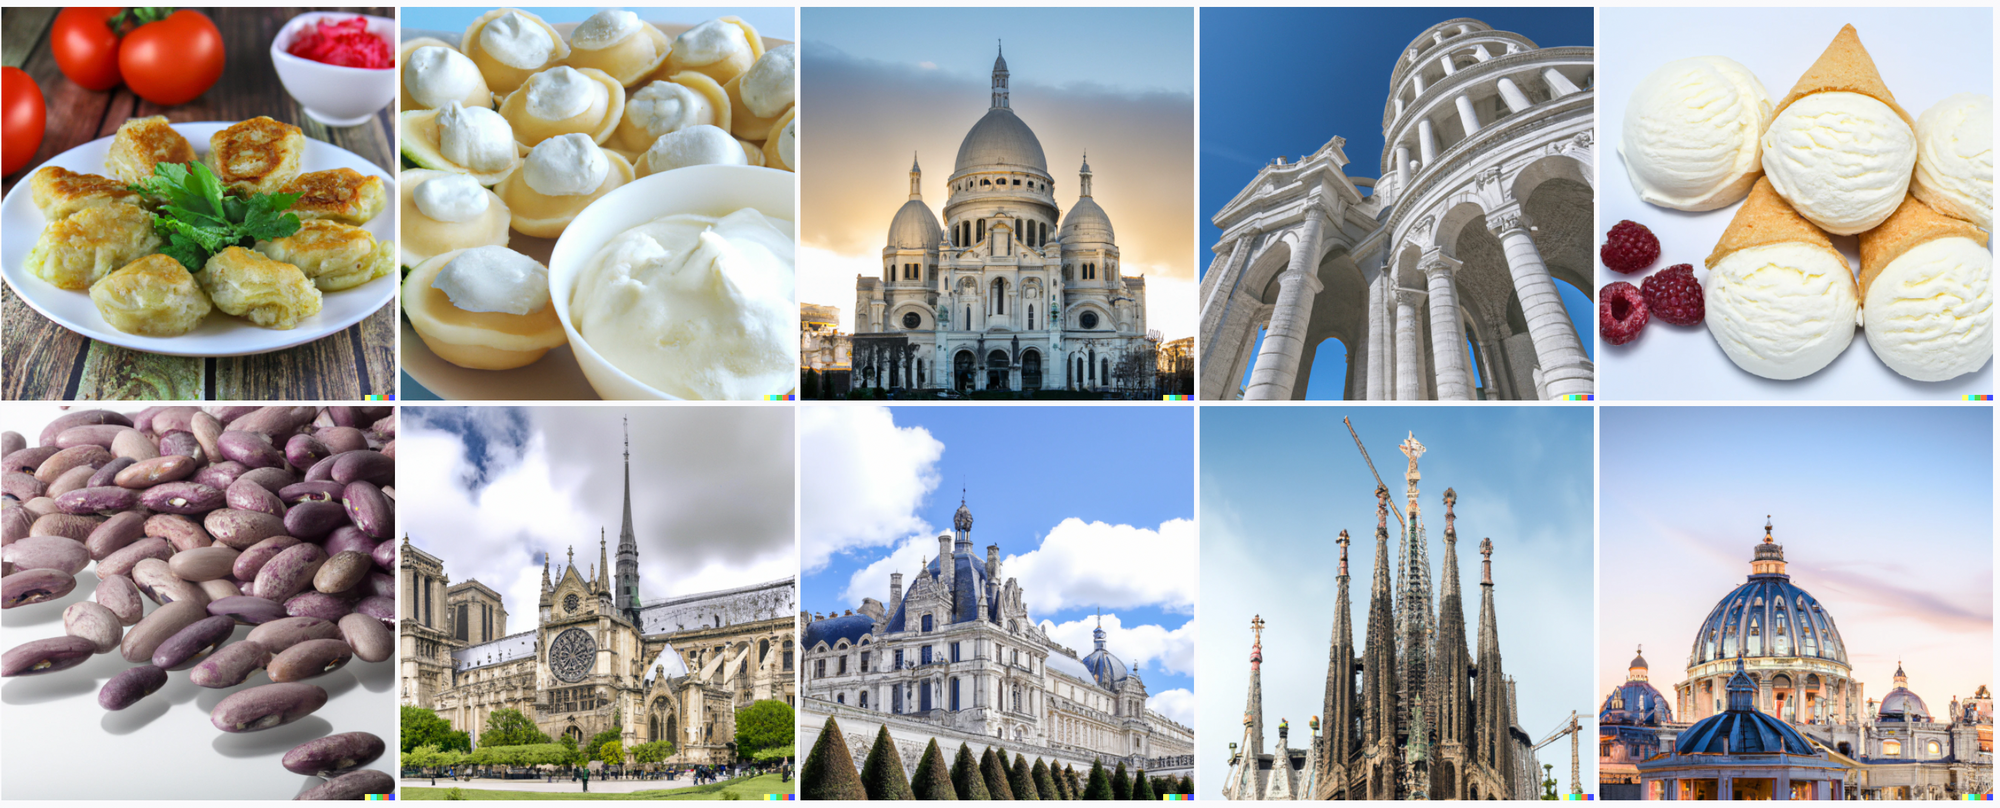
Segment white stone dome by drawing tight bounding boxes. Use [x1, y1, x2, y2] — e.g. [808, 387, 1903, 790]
[955, 108, 1047, 173]
[887, 198, 942, 250]
[1061, 196, 1114, 244]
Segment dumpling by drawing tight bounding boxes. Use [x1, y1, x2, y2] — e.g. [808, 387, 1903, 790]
[279, 168, 388, 225]
[398, 38, 492, 111]
[30, 166, 144, 221]
[402, 246, 567, 370]
[657, 17, 763, 86]
[726, 43, 795, 142]
[399, 170, 511, 268]
[494, 133, 633, 238]
[461, 9, 569, 95]
[609, 74, 730, 159]
[200, 246, 323, 330]
[563, 10, 669, 87]
[89, 254, 213, 337]
[255, 220, 395, 292]
[205, 116, 305, 195]
[105, 116, 196, 185]
[764, 107, 796, 172]
[398, 101, 522, 186]
[635, 124, 748, 177]
[25, 203, 163, 290]
[498, 66, 624, 152]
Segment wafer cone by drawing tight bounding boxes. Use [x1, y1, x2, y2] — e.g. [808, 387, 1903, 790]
[1706, 178, 1844, 269]
[1774, 24, 1914, 128]
[1857, 195, 1990, 297]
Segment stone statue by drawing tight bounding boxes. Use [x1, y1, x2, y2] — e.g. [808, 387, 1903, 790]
[1398, 432, 1426, 481]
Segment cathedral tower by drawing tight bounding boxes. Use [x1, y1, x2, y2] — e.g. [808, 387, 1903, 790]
[1432, 488, 1473, 798]
[616, 417, 642, 624]
[1319, 529, 1358, 798]
[1363, 484, 1400, 798]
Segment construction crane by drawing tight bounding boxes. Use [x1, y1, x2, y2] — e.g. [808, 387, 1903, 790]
[1342, 416, 1407, 530]
[1533, 711, 1584, 799]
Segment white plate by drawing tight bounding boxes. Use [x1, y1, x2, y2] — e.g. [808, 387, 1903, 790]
[1597, 8, 1994, 400]
[0, 122, 398, 358]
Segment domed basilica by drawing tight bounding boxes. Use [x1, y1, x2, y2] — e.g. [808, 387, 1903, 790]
[1600, 519, 1993, 800]
[853, 47, 1152, 394]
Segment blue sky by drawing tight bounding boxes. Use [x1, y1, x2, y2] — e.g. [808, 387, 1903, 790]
[800, 406, 1198, 725]
[1202, 8, 1595, 398]
[401, 7, 793, 39]
[1601, 407, 1992, 723]
[802, 8, 1192, 95]
[1200, 405, 1595, 797]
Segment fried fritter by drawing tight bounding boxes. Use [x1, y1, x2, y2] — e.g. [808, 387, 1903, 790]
[205, 116, 306, 195]
[278, 168, 388, 225]
[89, 254, 214, 337]
[255, 219, 395, 291]
[24, 203, 163, 291]
[106, 116, 197, 185]
[200, 246, 323, 330]
[29, 166, 143, 221]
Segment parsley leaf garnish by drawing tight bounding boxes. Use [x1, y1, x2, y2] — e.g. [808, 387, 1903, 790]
[131, 161, 302, 273]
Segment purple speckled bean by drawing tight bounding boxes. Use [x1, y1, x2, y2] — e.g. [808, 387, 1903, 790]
[255, 543, 327, 602]
[191, 411, 224, 462]
[191, 461, 248, 490]
[277, 481, 344, 504]
[340, 613, 392, 662]
[63, 601, 122, 652]
[371, 539, 395, 571]
[342, 481, 391, 540]
[285, 434, 331, 471]
[86, 456, 136, 488]
[140, 482, 224, 514]
[238, 466, 298, 494]
[144, 513, 212, 552]
[4, 568, 76, 608]
[54, 485, 140, 514]
[210, 595, 289, 625]
[283, 731, 385, 776]
[323, 526, 375, 559]
[35, 445, 112, 484]
[206, 509, 287, 550]
[245, 616, 340, 653]
[151, 614, 235, 669]
[38, 410, 129, 448]
[84, 510, 148, 559]
[355, 595, 395, 629]
[285, 591, 355, 621]
[226, 407, 318, 440]
[115, 455, 196, 488]
[3, 635, 97, 676]
[168, 546, 240, 582]
[0, 431, 20, 456]
[313, 551, 370, 595]
[55, 424, 129, 450]
[1, 507, 31, 544]
[27, 513, 97, 543]
[3, 446, 62, 475]
[315, 426, 370, 454]
[47, 465, 96, 499]
[268, 638, 352, 682]
[94, 574, 144, 625]
[225, 478, 285, 517]
[217, 431, 285, 469]
[234, 536, 302, 581]
[302, 453, 340, 482]
[3, 470, 45, 501]
[211, 682, 327, 732]
[157, 431, 203, 464]
[328, 451, 393, 486]
[281, 501, 346, 541]
[364, 571, 395, 599]
[99, 664, 168, 710]
[296, 768, 394, 800]
[111, 428, 159, 461]
[120, 600, 209, 663]
[190, 639, 272, 687]
[4, 536, 89, 574]
[98, 537, 172, 578]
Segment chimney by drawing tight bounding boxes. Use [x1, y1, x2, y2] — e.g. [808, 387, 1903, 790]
[987, 544, 1001, 579]
[939, 534, 954, 568]
[890, 572, 903, 606]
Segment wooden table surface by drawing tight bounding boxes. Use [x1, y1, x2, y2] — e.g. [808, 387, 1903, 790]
[1, 7, 396, 401]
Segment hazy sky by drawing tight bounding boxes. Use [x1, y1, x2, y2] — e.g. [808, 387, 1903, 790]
[798, 8, 1197, 340]
[399, 407, 796, 631]
[400, 7, 793, 39]
[1201, 406, 1595, 798]
[1601, 407, 1993, 721]
[799, 406, 1198, 727]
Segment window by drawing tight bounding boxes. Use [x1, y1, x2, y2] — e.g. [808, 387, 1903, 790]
[1012, 179, 1020, 186]
[950, 678, 961, 711]
[921, 646, 932, 664]
[976, 220, 985, 242]
[836, 693, 845, 704]
[1926, 740, 1941, 757]
[1028, 305, 1035, 330]
[859, 691, 869, 709]
[814, 659, 825, 678]
[903, 312, 922, 329]
[951, 642, 961, 663]
[1884, 740, 1902, 757]
[894, 649, 904, 669]
[860, 651, 870, 672]
[921, 614, 934, 633]
[837, 655, 847, 675]
[1081, 311, 1099, 329]
[784, 640, 794, 671]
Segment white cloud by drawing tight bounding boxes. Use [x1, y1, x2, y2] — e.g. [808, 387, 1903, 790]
[1041, 612, 1196, 678]
[1137, 270, 1197, 341]
[1148, 688, 1196, 727]
[1008, 518, 1197, 614]
[839, 533, 941, 609]
[798, 246, 881, 333]
[799, 407, 945, 573]
[918, 61, 938, 70]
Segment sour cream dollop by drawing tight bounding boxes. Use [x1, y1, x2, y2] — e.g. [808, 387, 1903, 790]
[524, 134, 610, 196]
[434, 245, 550, 315]
[643, 125, 747, 174]
[413, 173, 490, 222]
[629, 81, 715, 138]
[572, 10, 643, 50]
[741, 44, 797, 118]
[405, 45, 483, 109]
[673, 19, 748, 66]
[480, 11, 555, 69]
[571, 209, 796, 399]
[437, 101, 516, 172]
[524, 66, 604, 121]
[774, 117, 796, 169]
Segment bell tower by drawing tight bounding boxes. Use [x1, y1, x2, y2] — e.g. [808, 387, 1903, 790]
[991, 42, 1010, 109]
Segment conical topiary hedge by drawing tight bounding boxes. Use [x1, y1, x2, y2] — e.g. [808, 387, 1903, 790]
[909, 739, 958, 800]
[860, 725, 912, 800]
[801, 717, 865, 800]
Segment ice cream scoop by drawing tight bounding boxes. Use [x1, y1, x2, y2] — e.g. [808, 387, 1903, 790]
[1704, 179, 1859, 379]
[1620, 56, 1770, 211]
[1858, 196, 1992, 381]
[1911, 93, 1993, 230]
[1759, 24, 1917, 235]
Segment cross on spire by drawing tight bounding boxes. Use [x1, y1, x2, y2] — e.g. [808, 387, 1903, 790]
[1251, 614, 1266, 645]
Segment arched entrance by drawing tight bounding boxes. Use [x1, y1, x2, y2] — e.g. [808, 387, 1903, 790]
[987, 350, 1010, 391]
[1021, 349, 1042, 390]
[953, 350, 975, 392]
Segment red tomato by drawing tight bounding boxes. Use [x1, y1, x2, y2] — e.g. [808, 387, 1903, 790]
[119, 9, 223, 106]
[3, 67, 47, 177]
[50, 8, 125, 92]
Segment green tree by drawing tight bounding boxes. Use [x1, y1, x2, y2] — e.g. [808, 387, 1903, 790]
[1132, 770, 1155, 801]
[586, 725, 623, 761]
[736, 700, 796, 762]
[600, 741, 624, 771]
[1052, 766, 1073, 800]
[982, 747, 1016, 800]
[800, 717, 865, 801]
[1179, 774, 1194, 795]
[480, 709, 551, 748]
[860, 725, 913, 800]
[1010, 754, 1038, 800]
[631, 740, 675, 766]
[1032, 759, 1059, 802]
[909, 739, 958, 800]
[951, 743, 990, 800]
[1065, 765, 1082, 800]
[402, 706, 470, 753]
[1111, 762, 1131, 800]
[1083, 760, 1112, 800]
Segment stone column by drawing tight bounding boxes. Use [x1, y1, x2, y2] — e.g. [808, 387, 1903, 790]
[1417, 119, 1438, 165]
[1244, 216, 1325, 400]
[1394, 96, 1406, 117]
[1455, 94, 1482, 135]
[1489, 207, 1592, 397]
[1414, 72, 1427, 95]
[1395, 287, 1426, 400]
[1422, 252, 1473, 400]
[1438, 53, 1456, 76]
[1395, 145, 1412, 195]
[1366, 263, 1389, 400]
[1199, 236, 1252, 358]
[1496, 76, 1531, 113]
[1544, 68, 1581, 98]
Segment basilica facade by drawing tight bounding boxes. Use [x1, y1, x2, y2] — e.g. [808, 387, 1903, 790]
[852, 47, 1152, 394]
[798, 497, 1194, 779]
[1200, 19, 1594, 400]
[1224, 433, 1539, 800]
[398, 428, 797, 764]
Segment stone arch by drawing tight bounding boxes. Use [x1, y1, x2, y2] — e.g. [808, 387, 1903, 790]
[1510, 152, 1592, 202]
[1241, 238, 1293, 307]
[1294, 245, 1371, 399]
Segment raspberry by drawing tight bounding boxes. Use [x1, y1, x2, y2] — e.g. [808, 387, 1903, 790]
[1599, 281, 1649, 346]
[1642, 264, 1705, 326]
[1600, 220, 1660, 274]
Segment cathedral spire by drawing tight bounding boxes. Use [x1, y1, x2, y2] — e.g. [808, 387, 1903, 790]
[1364, 483, 1400, 771]
[616, 416, 641, 621]
[1474, 536, 1509, 780]
[909, 153, 924, 200]
[598, 528, 609, 591]
[1078, 153, 1094, 198]
[990, 42, 1010, 109]
[1244, 614, 1266, 761]
[1320, 529, 1358, 797]
[1433, 488, 1472, 763]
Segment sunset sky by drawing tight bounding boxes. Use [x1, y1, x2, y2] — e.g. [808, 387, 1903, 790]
[798, 8, 1196, 340]
[1600, 407, 1993, 720]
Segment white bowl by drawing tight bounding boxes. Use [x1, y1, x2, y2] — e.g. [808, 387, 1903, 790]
[270, 12, 397, 127]
[547, 164, 797, 400]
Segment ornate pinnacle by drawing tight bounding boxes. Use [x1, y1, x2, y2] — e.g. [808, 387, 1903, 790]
[1376, 485, 1390, 530]
[1480, 537, 1493, 584]
[1764, 515, 1774, 543]
[1337, 529, 1350, 576]
[1443, 487, 1457, 536]
[1249, 615, 1264, 669]
[1398, 432, 1426, 482]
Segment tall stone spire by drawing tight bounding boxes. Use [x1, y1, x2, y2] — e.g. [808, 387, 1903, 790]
[598, 528, 609, 592]
[1431, 488, 1471, 796]
[1474, 536, 1509, 783]
[990, 42, 1009, 109]
[1394, 432, 1435, 772]
[616, 415, 641, 622]
[1245, 614, 1266, 760]
[1079, 153, 1094, 198]
[909, 153, 924, 200]
[1363, 484, 1401, 795]
[1319, 529, 1357, 798]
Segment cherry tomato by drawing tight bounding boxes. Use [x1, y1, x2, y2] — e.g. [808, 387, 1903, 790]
[50, 8, 125, 92]
[119, 9, 223, 106]
[3, 67, 47, 177]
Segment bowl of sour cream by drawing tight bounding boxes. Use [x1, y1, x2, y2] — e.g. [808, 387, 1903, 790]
[547, 163, 797, 400]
